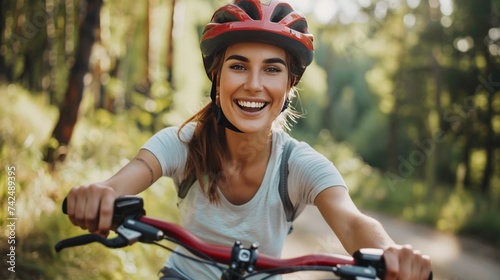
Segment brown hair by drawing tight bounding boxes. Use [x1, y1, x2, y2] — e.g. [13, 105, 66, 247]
[178, 47, 303, 203]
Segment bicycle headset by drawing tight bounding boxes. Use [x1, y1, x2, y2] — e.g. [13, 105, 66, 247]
[199, 0, 315, 133]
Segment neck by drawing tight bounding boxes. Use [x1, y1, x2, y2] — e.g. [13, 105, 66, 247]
[225, 128, 273, 164]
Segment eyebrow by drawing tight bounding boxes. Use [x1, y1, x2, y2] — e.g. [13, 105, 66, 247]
[226, 55, 287, 66]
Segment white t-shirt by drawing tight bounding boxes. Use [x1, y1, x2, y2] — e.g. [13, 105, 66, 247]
[141, 123, 347, 279]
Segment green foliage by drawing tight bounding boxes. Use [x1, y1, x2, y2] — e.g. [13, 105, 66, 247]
[301, 0, 500, 196]
[311, 129, 500, 247]
[347, 108, 389, 168]
[0, 85, 178, 279]
[128, 80, 175, 132]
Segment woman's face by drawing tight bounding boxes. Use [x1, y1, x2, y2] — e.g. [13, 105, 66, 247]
[218, 42, 291, 133]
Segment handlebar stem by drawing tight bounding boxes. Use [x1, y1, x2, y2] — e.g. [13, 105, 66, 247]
[222, 241, 259, 280]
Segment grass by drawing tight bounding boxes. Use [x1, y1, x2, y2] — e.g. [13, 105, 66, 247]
[0, 84, 179, 279]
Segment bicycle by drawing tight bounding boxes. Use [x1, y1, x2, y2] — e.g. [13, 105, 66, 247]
[55, 196, 432, 280]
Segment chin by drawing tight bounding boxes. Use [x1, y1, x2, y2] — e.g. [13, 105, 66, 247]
[237, 123, 273, 134]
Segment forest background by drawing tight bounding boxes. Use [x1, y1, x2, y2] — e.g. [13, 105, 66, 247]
[0, 0, 499, 279]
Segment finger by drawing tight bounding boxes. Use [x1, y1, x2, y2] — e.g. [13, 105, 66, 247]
[97, 192, 116, 236]
[398, 245, 414, 280]
[419, 255, 432, 280]
[74, 186, 89, 230]
[84, 186, 102, 232]
[410, 250, 423, 280]
[383, 245, 401, 280]
[66, 187, 78, 226]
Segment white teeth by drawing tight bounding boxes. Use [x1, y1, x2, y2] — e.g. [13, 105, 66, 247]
[237, 100, 265, 108]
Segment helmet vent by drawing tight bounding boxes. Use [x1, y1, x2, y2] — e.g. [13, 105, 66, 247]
[213, 10, 240, 23]
[270, 4, 292, 23]
[236, 1, 260, 20]
[289, 20, 308, 34]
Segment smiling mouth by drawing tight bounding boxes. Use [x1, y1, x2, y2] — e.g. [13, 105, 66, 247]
[236, 100, 269, 112]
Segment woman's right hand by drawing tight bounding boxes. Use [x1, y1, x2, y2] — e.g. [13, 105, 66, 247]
[65, 183, 118, 237]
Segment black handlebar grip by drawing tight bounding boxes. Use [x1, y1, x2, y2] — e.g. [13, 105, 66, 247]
[353, 249, 432, 280]
[61, 196, 145, 223]
[62, 197, 68, 214]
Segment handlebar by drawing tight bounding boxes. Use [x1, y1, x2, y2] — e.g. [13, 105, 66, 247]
[56, 196, 432, 280]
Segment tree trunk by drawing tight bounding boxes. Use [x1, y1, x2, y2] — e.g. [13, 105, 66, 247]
[387, 57, 405, 172]
[134, 0, 151, 95]
[166, 0, 175, 88]
[480, 72, 496, 195]
[45, 0, 103, 163]
[0, 0, 7, 81]
[428, 46, 443, 188]
[322, 46, 336, 133]
[477, 0, 495, 195]
[462, 134, 472, 188]
[145, 0, 150, 82]
[45, 0, 57, 96]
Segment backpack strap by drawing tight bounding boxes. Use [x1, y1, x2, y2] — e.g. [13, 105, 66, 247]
[178, 172, 196, 199]
[279, 140, 297, 233]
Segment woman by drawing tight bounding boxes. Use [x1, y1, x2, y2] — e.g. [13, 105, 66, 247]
[65, 0, 432, 279]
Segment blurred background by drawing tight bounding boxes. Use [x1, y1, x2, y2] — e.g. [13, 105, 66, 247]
[0, 0, 499, 279]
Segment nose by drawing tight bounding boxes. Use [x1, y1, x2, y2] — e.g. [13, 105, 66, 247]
[243, 70, 263, 93]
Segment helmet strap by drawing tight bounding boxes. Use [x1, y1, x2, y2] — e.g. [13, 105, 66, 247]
[281, 98, 290, 112]
[210, 79, 243, 133]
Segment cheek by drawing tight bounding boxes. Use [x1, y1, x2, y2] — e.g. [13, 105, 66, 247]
[218, 82, 237, 105]
[217, 74, 233, 103]
[268, 80, 289, 101]
[218, 69, 240, 92]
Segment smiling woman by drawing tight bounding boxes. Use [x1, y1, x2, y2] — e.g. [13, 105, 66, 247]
[217, 42, 291, 133]
[63, 1, 432, 279]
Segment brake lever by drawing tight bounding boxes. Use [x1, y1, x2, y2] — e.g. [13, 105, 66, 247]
[55, 233, 129, 252]
[55, 225, 144, 252]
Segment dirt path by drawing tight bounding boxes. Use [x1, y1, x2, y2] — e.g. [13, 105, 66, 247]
[281, 206, 500, 280]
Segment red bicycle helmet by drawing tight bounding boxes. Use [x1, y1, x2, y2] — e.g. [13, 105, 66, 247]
[200, 0, 314, 81]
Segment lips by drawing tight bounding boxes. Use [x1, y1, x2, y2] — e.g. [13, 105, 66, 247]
[236, 100, 269, 112]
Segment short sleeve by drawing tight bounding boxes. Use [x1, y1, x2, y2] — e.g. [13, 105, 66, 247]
[288, 142, 347, 205]
[140, 124, 194, 178]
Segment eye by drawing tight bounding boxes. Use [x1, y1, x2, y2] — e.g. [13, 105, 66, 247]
[265, 66, 282, 73]
[229, 64, 246, 71]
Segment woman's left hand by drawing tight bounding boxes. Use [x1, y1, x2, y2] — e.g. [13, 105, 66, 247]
[383, 244, 432, 280]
